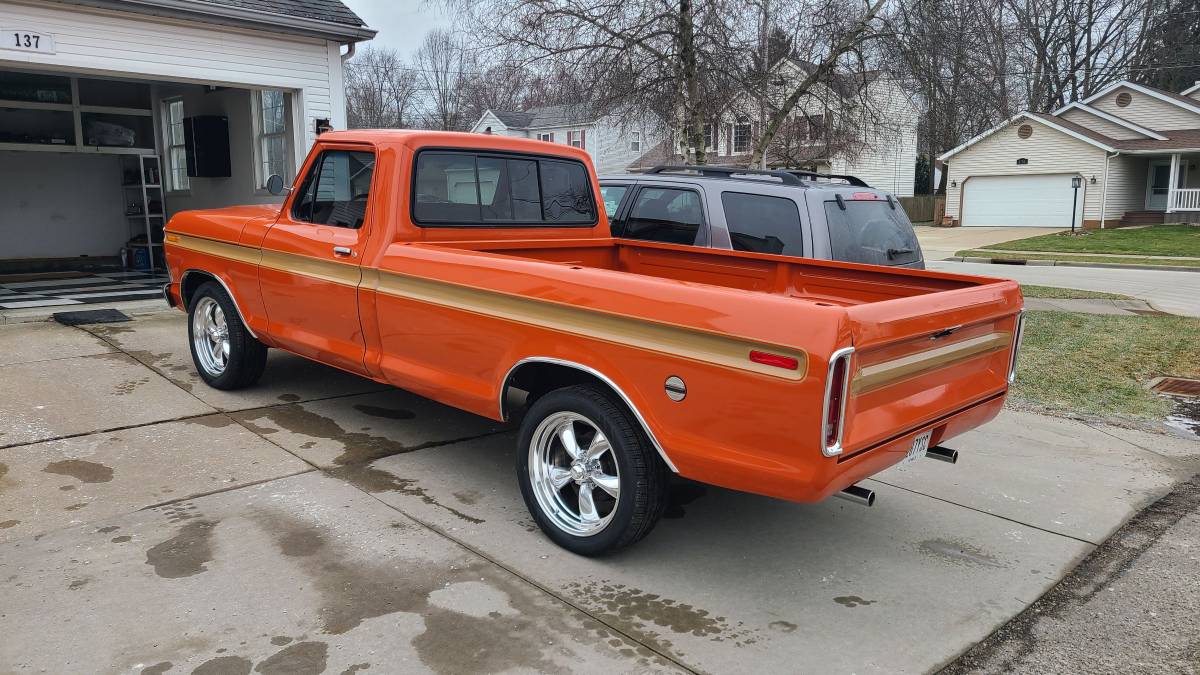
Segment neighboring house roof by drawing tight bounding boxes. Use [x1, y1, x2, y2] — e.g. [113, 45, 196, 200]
[940, 79, 1200, 161]
[1055, 102, 1168, 140]
[1183, 82, 1200, 96]
[1077, 80, 1200, 117]
[484, 105, 600, 130]
[61, 0, 375, 40]
[774, 58, 882, 99]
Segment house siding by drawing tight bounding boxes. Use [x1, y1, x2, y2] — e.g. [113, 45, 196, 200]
[1104, 154, 1148, 220]
[1090, 86, 1200, 130]
[945, 118, 1109, 222]
[0, 0, 341, 160]
[1059, 107, 1146, 140]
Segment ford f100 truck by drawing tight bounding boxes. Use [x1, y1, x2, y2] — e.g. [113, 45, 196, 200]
[163, 130, 1024, 556]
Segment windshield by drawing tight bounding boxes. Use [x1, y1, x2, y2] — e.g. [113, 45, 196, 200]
[824, 199, 922, 266]
[599, 185, 629, 218]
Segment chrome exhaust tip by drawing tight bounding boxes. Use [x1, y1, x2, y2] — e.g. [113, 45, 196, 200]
[927, 446, 958, 464]
[836, 484, 875, 507]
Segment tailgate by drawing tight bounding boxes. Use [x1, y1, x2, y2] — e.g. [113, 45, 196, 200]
[838, 280, 1023, 454]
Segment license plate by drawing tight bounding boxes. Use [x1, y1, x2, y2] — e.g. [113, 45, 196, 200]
[902, 430, 932, 465]
[3, 29, 55, 54]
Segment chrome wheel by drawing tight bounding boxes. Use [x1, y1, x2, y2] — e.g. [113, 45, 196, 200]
[528, 411, 621, 537]
[191, 296, 230, 377]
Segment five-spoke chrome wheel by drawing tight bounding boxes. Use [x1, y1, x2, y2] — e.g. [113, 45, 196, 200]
[191, 296, 230, 377]
[527, 411, 621, 537]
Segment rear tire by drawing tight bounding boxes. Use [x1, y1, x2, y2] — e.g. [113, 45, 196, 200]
[187, 281, 267, 390]
[517, 384, 668, 556]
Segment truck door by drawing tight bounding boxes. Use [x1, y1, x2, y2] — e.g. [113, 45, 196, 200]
[259, 146, 376, 375]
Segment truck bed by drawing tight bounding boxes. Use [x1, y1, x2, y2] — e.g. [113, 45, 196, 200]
[423, 237, 988, 308]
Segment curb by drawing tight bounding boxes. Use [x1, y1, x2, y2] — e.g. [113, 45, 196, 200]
[948, 256, 1200, 273]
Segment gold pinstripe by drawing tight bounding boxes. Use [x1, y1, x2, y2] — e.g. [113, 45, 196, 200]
[168, 233, 809, 380]
[852, 332, 1013, 394]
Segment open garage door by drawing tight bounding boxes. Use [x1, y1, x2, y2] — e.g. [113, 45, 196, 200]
[962, 174, 1082, 227]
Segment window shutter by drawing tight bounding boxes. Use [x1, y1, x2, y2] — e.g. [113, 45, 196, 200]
[550, 132, 555, 143]
[580, 129, 586, 150]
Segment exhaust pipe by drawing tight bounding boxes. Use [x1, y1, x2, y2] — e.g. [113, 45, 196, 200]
[836, 484, 875, 507]
[927, 446, 958, 464]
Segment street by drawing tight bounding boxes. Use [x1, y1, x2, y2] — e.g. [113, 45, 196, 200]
[2, 312, 1197, 674]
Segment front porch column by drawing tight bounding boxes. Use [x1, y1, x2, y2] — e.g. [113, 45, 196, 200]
[1167, 153, 1181, 213]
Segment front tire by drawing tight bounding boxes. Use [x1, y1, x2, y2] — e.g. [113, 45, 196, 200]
[517, 384, 668, 556]
[187, 281, 267, 390]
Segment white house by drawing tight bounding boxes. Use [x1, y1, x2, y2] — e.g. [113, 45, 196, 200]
[0, 0, 374, 271]
[939, 79, 1200, 227]
[624, 59, 920, 196]
[470, 105, 662, 175]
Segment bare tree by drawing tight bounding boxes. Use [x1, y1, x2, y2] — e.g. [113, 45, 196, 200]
[345, 46, 422, 129]
[414, 29, 471, 130]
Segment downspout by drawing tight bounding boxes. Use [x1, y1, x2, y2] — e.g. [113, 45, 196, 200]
[1100, 151, 1118, 229]
[341, 41, 356, 62]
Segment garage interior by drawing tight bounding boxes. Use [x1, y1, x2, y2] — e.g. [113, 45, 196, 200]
[0, 68, 295, 309]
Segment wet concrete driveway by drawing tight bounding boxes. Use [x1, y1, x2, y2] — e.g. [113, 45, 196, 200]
[1, 314, 1197, 674]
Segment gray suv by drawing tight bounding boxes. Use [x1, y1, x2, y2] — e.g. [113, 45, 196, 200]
[599, 166, 924, 269]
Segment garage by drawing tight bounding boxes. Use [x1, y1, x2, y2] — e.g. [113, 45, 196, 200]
[960, 174, 1085, 227]
[0, 0, 372, 300]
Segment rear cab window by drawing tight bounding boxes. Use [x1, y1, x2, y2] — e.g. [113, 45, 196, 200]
[823, 195, 921, 266]
[412, 151, 596, 226]
[720, 191, 804, 256]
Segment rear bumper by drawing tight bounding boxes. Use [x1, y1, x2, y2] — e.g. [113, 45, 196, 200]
[801, 390, 1007, 502]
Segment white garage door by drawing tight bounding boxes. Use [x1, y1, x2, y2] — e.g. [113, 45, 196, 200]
[962, 174, 1083, 227]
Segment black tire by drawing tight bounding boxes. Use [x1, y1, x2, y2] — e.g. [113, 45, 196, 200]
[517, 384, 669, 556]
[186, 281, 267, 390]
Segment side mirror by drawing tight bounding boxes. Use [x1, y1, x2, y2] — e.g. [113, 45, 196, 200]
[266, 174, 290, 196]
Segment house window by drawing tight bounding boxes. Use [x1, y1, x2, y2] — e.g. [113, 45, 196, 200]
[567, 129, 585, 149]
[733, 121, 752, 154]
[538, 132, 554, 142]
[256, 89, 288, 188]
[805, 115, 825, 141]
[163, 98, 189, 191]
[681, 124, 715, 151]
[630, 131, 641, 152]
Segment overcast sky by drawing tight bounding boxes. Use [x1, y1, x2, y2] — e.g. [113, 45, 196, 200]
[342, 0, 453, 57]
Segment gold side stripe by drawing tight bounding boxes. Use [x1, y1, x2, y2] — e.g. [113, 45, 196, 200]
[852, 332, 1012, 394]
[365, 270, 809, 380]
[169, 233, 808, 380]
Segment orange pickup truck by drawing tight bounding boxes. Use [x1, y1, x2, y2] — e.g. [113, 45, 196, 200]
[163, 130, 1024, 555]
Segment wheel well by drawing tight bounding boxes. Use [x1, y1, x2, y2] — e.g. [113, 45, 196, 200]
[179, 270, 218, 310]
[503, 361, 618, 420]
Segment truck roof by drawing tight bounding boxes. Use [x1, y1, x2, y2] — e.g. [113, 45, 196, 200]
[315, 129, 594, 165]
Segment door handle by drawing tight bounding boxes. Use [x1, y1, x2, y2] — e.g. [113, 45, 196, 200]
[332, 246, 352, 257]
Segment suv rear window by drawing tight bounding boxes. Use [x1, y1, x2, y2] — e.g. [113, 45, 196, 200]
[413, 151, 596, 226]
[720, 192, 804, 256]
[824, 198, 921, 266]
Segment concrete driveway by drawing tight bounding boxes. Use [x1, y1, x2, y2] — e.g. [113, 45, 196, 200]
[915, 226, 1063, 261]
[2, 313, 1197, 674]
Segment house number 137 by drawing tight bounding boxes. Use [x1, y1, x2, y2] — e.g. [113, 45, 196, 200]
[13, 33, 39, 49]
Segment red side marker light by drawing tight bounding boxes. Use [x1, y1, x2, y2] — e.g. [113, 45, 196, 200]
[749, 350, 799, 370]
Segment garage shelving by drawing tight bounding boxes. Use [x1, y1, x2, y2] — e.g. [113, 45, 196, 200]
[0, 71, 155, 154]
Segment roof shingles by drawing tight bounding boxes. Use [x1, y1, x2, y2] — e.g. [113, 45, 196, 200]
[177, 0, 365, 26]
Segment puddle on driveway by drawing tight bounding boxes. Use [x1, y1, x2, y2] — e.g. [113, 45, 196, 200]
[42, 459, 114, 483]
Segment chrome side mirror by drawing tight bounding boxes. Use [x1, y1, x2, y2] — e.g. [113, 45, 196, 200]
[266, 174, 290, 196]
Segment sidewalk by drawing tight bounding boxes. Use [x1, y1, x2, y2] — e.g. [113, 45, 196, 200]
[1024, 297, 1166, 316]
[980, 248, 1200, 261]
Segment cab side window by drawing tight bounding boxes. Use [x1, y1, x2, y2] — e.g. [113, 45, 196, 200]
[622, 187, 705, 245]
[291, 150, 376, 228]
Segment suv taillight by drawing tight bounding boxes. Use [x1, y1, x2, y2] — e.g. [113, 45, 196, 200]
[822, 348, 854, 457]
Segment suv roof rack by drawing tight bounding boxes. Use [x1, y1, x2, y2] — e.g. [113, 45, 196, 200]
[783, 169, 870, 188]
[645, 165, 804, 186]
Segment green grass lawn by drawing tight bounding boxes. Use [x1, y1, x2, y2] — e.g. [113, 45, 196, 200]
[956, 250, 1200, 267]
[981, 223, 1200, 257]
[1019, 285, 1134, 300]
[1012, 311, 1200, 420]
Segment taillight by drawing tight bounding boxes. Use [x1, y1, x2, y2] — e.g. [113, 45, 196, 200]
[1008, 310, 1026, 383]
[822, 347, 854, 457]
